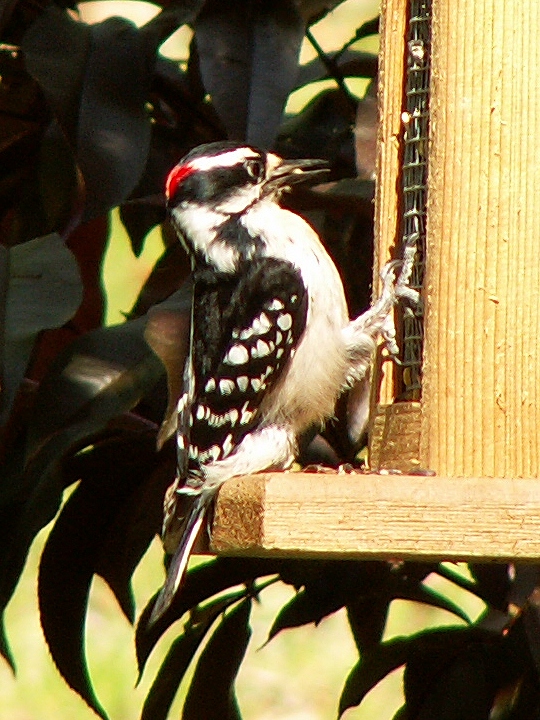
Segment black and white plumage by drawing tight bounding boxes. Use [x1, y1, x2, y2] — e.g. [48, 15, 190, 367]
[151, 141, 408, 622]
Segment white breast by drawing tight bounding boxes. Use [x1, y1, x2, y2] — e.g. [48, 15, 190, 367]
[242, 201, 350, 432]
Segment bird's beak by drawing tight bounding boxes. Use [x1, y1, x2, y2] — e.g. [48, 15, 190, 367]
[264, 154, 329, 194]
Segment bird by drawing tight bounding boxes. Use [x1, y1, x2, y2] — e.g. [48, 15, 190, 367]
[150, 140, 410, 622]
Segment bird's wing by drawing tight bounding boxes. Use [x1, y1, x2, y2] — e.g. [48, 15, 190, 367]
[153, 258, 308, 623]
[189, 255, 308, 461]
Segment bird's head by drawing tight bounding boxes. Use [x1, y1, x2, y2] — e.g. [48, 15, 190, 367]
[165, 142, 327, 271]
[166, 142, 327, 215]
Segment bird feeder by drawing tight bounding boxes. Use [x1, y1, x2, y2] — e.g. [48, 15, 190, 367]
[211, 0, 540, 562]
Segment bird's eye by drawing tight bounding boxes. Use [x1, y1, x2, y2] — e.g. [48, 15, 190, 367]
[245, 158, 264, 181]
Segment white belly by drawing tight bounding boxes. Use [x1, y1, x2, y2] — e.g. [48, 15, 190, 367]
[243, 202, 350, 432]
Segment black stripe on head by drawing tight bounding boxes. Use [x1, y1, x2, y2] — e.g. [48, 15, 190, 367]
[167, 143, 266, 206]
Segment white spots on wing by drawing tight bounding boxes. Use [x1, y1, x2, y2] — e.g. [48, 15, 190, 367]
[263, 365, 273, 379]
[252, 312, 271, 335]
[251, 377, 262, 393]
[189, 444, 198, 460]
[177, 434, 185, 449]
[267, 298, 285, 311]
[207, 413, 221, 428]
[275, 331, 283, 345]
[277, 313, 292, 331]
[219, 378, 236, 395]
[276, 348, 284, 359]
[239, 326, 254, 340]
[205, 377, 216, 393]
[195, 404, 205, 420]
[222, 433, 234, 457]
[291, 294, 298, 305]
[251, 339, 271, 359]
[237, 375, 249, 392]
[225, 344, 249, 366]
[240, 402, 254, 425]
[177, 392, 188, 413]
[205, 408, 241, 428]
[197, 444, 222, 464]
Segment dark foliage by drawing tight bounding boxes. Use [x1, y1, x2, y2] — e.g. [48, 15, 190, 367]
[2, 1, 540, 718]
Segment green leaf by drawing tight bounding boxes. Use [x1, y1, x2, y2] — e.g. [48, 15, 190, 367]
[404, 630, 503, 720]
[0, 316, 164, 618]
[399, 582, 471, 625]
[182, 598, 252, 720]
[391, 705, 408, 720]
[339, 637, 412, 717]
[346, 597, 390, 655]
[268, 561, 391, 642]
[267, 585, 343, 641]
[38, 433, 160, 720]
[24, 316, 163, 462]
[194, 0, 305, 148]
[468, 564, 511, 611]
[1, 233, 83, 423]
[92, 446, 173, 622]
[339, 627, 500, 717]
[136, 557, 287, 676]
[0, 614, 15, 672]
[141, 590, 248, 720]
[143, 286, 191, 448]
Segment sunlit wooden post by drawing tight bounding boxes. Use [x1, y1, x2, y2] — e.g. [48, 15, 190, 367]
[372, 0, 540, 478]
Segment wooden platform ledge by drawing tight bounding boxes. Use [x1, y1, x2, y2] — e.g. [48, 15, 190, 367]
[210, 473, 540, 563]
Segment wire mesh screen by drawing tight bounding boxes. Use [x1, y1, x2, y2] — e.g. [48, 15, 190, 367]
[398, 0, 431, 399]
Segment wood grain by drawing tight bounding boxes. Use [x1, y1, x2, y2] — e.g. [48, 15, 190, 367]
[372, 0, 408, 405]
[210, 473, 540, 562]
[421, 0, 540, 477]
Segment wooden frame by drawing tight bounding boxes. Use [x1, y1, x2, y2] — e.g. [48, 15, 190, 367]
[211, 473, 540, 561]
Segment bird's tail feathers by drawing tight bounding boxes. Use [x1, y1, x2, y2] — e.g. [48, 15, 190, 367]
[150, 493, 207, 624]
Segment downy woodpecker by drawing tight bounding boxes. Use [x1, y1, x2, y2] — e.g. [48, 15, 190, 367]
[151, 141, 408, 621]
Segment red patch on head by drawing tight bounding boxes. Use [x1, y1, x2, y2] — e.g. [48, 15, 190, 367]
[165, 162, 195, 201]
